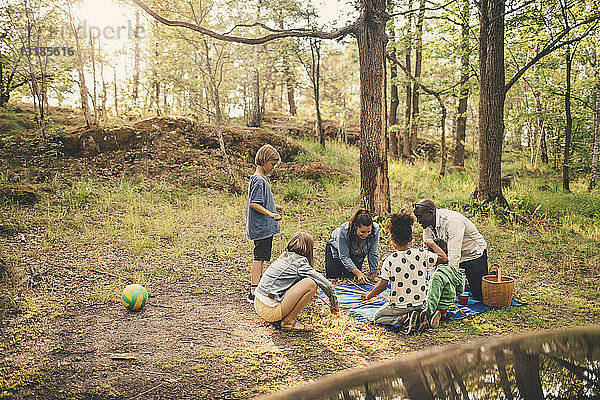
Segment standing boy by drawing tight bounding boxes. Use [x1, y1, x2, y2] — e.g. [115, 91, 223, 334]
[246, 144, 282, 303]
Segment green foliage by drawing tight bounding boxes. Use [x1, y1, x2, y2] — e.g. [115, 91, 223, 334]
[282, 179, 312, 202]
[60, 180, 98, 210]
[295, 138, 358, 169]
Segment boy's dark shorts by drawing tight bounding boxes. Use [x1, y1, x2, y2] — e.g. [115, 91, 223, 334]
[253, 236, 273, 261]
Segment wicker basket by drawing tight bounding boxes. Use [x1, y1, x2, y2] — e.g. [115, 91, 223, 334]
[482, 264, 515, 307]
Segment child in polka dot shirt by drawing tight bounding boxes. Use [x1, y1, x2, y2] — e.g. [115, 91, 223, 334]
[360, 212, 448, 333]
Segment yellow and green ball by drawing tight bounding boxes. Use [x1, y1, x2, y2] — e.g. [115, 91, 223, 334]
[121, 284, 148, 311]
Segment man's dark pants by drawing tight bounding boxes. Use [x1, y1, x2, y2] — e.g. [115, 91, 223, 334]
[460, 250, 488, 301]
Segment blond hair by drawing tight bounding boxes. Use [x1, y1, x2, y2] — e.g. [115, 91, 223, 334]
[286, 232, 314, 267]
[254, 144, 281, 166]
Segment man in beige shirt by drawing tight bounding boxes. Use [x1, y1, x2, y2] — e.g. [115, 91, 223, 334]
[413, 199, 488, 300]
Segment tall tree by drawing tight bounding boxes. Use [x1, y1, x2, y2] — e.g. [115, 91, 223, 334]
[248, 0, 265, 127]
[297, 36, 325, 147]
[282, 50, 297, 115]
[590, 43, 600, 192]
[475, 0, 599, 204]
[387, 0, 399, 158]
[133, 0, 391, 214]
[66, 1, 93, 127]
[113, 67, 119, 117]
[270, 2, 302, 117]
[133, 10, 141, 107]
[531, 51, 549, 167]
[88, 29, 98, 124]
[409, 0, 425, 154]
[150, 20, 161, 116]
[474, 0, 506, 205]
[0, 10, 28, 108]
[402, 0, 413, 159]
[563, 44, 573, 192]
[453, 0, 470, 167]
[388, 53, 448, 176]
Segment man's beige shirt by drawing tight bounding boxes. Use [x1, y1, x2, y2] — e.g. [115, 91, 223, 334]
[422, 208, 487, 268]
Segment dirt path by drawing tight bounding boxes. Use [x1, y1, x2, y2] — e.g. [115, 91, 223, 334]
[0, 241, 363, 399]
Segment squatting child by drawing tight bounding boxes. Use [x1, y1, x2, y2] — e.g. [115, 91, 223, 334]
[360, 212, 447, 334]
[426, 239, 464, 328]
[254, 232, 339, 332]
[246, 144, 282, 303]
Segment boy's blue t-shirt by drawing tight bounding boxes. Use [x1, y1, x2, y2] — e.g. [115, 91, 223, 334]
[246, 174, 280, 240]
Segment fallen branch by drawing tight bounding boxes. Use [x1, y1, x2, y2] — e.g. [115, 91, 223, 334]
[130, 377, 184, 399]
[90, 268, 120, 278]
[149, 303, 174, 309]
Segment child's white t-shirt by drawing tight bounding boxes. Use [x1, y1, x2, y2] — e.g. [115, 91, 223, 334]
[379, 248, 439, 308]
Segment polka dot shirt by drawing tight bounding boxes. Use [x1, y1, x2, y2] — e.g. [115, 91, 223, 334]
[379, 248, 438, 308]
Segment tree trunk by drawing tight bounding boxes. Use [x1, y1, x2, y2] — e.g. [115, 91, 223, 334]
[0, 55, 26, 108]
[410, 0, 425, 153]
[310, 39, 325, 147]
[388, 0, 399, 158]
[540, 128, 549, 163]
[154, 80, 161, 116]
[133, 10, 141, 106]
[590, 48, 600, 192]
[67, 6, 93, 127]
[248, 61, 262, 126]
[89, 29, 98, 125]
[316, 105, 325, 147]
[438, 95, 447, 175]
[75, 62, 91, 125]
[474, 0, 507, 206]
[356, 0, 390, 215]
[532, 55, 548, 168]
[113, 67, 119, 117]
[453, 0, 470, 167]
[402, 364, 433, 398]
[201, 38, 223, 123]
[152, 21, 161, 116]
[389, 62, 399, 157]
[494, 349, 515, 400]
[248, 0, 264, 127]
[563, 46, 572, 192]
[403, 0, 413, 159]
[100, 45, 107, 118]
[513, 347, 544, 400]
[163, 82, 168, 114]
[283, 54, 297, 115]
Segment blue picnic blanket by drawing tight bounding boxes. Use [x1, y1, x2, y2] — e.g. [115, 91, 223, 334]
[318, 283, 526, 331]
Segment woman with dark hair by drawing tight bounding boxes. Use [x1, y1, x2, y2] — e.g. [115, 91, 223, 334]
[325, 209, 380, 283]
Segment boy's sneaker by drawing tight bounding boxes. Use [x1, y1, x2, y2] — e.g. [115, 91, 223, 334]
[416, 310, 430, 331]
[403, 311, 418, 335]
[247, 292, 255, 304]
[430, 310, 442, 328]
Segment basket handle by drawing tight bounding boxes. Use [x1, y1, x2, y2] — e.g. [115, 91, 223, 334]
[490, 264, 502, 283]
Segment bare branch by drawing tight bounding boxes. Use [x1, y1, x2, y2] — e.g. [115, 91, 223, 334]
[504, 0, 536, 17]
[388, 53, 441, 96]
[223, 22, 313, 35]
[132, 0, 356, 44]
[505, 12, 600, 94]
[389, 0, 457, 17]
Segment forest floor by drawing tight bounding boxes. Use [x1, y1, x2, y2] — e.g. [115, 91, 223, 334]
[1, 104, 599, 399]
